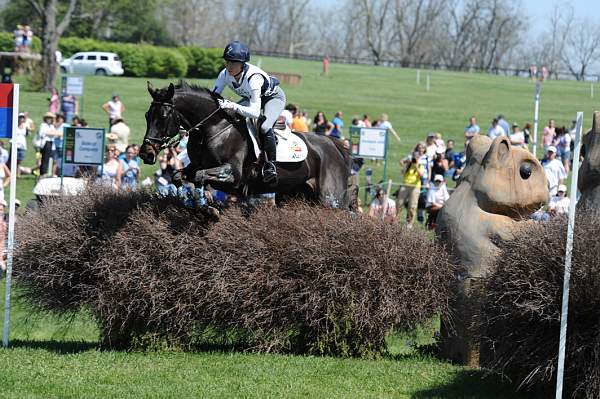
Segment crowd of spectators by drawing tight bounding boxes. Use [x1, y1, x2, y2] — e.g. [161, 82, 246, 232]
[366, 113, 576, 228]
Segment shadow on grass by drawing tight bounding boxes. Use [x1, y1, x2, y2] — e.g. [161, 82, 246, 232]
[410, 368, 547, 399]
[9, 339, 98, 354]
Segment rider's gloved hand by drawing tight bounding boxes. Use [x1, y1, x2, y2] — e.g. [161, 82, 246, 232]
[218, 99, 237, 111]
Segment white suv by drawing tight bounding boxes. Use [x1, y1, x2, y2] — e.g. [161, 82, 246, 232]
[60, 52, 124, 76]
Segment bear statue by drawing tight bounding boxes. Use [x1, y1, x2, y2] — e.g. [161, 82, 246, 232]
[436, 135, 548, 366]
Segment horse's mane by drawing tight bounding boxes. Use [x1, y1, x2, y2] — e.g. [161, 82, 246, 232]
[173, 80, 223, 100]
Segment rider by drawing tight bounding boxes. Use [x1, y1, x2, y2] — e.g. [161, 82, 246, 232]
[213, 41, 285, 184]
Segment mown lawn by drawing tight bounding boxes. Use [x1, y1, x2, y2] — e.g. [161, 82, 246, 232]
[0, 285, 530, 399]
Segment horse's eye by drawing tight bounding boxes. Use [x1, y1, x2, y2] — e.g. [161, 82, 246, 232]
[520, 162, 532, 180]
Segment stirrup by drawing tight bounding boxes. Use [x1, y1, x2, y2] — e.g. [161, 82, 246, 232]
[262, 161, 277, 184]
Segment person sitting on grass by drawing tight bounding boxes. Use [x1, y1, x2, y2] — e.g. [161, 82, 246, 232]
[368, 187, 397, 223]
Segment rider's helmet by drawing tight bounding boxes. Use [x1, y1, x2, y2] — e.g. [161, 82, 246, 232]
[223, 41, 250, 63]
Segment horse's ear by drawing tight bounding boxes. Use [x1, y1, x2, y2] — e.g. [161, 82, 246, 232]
[484, 136, 511, 168]
[167, 83, 175, 100]
[147, 81, 156, 98]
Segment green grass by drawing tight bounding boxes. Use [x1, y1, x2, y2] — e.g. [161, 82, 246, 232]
[1, 58, 581, 397]
[0, 287, 529, 399]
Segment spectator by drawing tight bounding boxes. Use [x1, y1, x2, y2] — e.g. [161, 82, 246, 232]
[425, 133, 438, 159]
[14, 114, 28, 175]
[431, 148, 448, 178]
[548, 184, 570, 217]
[38, 112, 57, 176]
[102, 94, 125, 127]
[155, 148, 180, 196]
[509, 122, 525, 148]
[451, 144, 467, 181]
[22, 111, 36, 133]
[415, 141, 431, 187]
[497, 114, 510, 136]
[426, 174, 450, 229]
[281, 106, 293, 129]
[541, 146, 567, 196]
[290, 105, 309, 132]
[445, 140, 456, 167]
[396, 151, 425, 227]
[313, 111, 331, 135]
[61, 94, 78, 124]
[362, 114, 372, 127]
[488, 118, 504, 140]
[464, 116, 480, 142]
[107, 118, 130, 153]
[120, 145, 140, 190]
[353, 117, 366, 127]
[13, 25, 24, 52]
[523, 122, 532, 145]
[555, 127, 572, 174]
[70, 116, 82, 127]
[329, 111, 344, 138]
[48, 87, 60, 114]
[377, 113, 399, 141]
[542, 119, 556, 153]
[434, 133, 445, 152]
[368, 187, 396, 223]
[52, 114, 68, 174]
[98, 146, 122, 190]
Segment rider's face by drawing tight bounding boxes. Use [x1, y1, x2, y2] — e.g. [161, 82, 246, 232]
[226, 61, 243, 76]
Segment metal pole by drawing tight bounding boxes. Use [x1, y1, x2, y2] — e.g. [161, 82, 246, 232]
[591, 83, 594, 99]
[416, 69, 420, 85]
[555, 111, 584, 399]
[426, 75, 430, 92]
[532, 81, 542, 158]
[3, 84, 19, 348]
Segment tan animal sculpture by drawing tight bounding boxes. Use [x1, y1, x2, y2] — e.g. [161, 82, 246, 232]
[578, 111, 600, 210]
[436, 135, 548, 366]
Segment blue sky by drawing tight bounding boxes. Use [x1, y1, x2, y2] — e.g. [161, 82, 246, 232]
[524, 0, 600, 36]
[315, 0, 599, 38]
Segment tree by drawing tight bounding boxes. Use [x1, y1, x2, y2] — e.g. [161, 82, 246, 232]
[28, 0, 77, 90]
[562, 20, 600, 81]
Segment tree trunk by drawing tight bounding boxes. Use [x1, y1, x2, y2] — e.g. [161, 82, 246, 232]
[29, 0, 77, 91]
[41, 4, 58, 91]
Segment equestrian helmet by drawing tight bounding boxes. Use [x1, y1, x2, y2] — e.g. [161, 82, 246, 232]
[223, 41, 250, 63]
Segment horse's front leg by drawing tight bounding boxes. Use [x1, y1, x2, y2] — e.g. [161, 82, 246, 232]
[193, 163, 236, 186]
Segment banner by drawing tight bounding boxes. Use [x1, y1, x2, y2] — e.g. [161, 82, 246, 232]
[0, 84, 14, 138]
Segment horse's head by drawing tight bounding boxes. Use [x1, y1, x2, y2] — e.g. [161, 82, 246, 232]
[140, 82, 180, 165]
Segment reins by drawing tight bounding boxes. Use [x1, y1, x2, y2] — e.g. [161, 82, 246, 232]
[146, 100, 225, 150]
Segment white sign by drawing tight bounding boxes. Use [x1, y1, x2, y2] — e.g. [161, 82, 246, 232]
[66, 76, 84, 96]
[72, 128, 104, 165]
[359, 128, 387, 158]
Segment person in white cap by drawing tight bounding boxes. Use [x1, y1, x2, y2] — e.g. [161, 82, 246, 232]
[548, 184, 570, 217]
[541, 145, 567, 196]
[425, 174, 450, 229]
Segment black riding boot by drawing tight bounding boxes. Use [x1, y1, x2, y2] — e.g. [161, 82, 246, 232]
[261, 128, 278, 184]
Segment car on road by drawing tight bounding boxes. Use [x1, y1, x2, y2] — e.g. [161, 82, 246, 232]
[60, 51, 124, 76]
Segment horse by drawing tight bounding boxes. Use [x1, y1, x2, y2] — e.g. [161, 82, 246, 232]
[139, 81, 352, 208]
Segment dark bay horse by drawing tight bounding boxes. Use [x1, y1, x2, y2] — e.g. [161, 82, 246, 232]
[139, 81, 351, 207]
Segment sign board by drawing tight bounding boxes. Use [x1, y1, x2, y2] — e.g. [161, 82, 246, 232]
[63, 127, 105, 165]
[349, 126, 388, 159]
[62, 76, 84, 96]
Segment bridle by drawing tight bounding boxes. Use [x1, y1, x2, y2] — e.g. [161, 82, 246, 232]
[144, 100, 223, 150]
